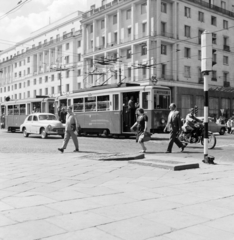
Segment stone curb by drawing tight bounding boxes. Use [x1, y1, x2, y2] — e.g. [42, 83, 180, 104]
[99, 153, 145, 161]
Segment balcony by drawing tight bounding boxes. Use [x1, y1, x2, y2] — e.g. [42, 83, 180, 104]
[63, 32, 73, 40]
[107, 42, 117, 48]
[186, 0, 234, 18]
[120, 37, 131, 44]
[198, 78, 203, 84]
[223, 45, 230, 52]
[161, 31, 174, 38]
[224, 81, 230, 87]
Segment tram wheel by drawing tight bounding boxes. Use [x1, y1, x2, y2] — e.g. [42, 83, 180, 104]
[102, 130, 109, 137]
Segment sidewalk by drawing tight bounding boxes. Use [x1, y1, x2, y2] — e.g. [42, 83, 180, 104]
[0, 149, 234, 239]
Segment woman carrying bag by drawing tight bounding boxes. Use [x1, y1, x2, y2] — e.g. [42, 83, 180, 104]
[131, 108, 151, 153]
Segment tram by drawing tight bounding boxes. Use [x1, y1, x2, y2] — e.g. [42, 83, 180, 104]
[1, 96, 55, 132]
[63, 83, 171, 136]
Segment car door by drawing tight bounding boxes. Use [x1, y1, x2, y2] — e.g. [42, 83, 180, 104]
[31, 115, 39, 133]
[25, 115, 33, 133]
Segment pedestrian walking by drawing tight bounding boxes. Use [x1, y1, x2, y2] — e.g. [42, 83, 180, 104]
[227, 118, 232, 134]
[58, 106, 80, 153]
[131, 108, 148, 153]
[164, 103, 186, 153]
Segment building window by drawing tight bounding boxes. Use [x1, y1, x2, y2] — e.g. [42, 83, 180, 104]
[221, 1, 226, 9]
[45, 76, 48, 82]
[90, 40, 93, 49]
[198, 50, 201, 60]
[128, 28, 131, 38]
[45, 88, 48, 95]
[223, 72, 229, 82]
[58, 86, 61, 94]
[51, 75, 54, 81]
[78, 83, 81, 89]
[126, 9, 131, 20]
[211, 16, 217, 26]
[184, 25, 191, 38]
[198, 11, 204, 22]
[212, 33, 217, 44]
[212, 71, 217, 81]
[223, 56, 229, 65]
[185, 7, 191, 18]
[15, 73, 17, 77]
[51, 87, 54, 94]
[78, 69, 81, 76]
[34, 79, 36, 85]
[27, 80, 30, 86]
[127, 49, 131, 59]
[66, 56, 69, 64]
[161, 2, 167, 13]
[66, 70, 69, 78]
[66, 43, 69, 50]
[27, 91, 30, 98]
[39, 77, 42, 84]
[90, 24, 93, 33]
[27, 57, 30, 63]
[15, 63, 17, 68]
[19, 83, 22, 88]
[141, 45, 147, 55]
[101, 19, 105, 29]
[113, 15, 117, 25]
[27, 68, 30, 74]
[161, 64, 166, 77]
[77, 40, 81, 48]
[184, 47, 191, 58]
[66, 84, 69, 92]
[223, 20, 228, 29]
[141, 3, 147, 14]
[114, 32, 118, 43]
[78, 54, 81, 62]
[161, 22, 166, 35]
[128, 67, 131, 78]
[184, 66, 191, 78]
[19, 61, 21, 67]
[142, 22, 147, 35]
[19, 71, 22, 77]
[39, 89, 42, 95]
[142, 68, 146, 77]
[15, 84, 17, 90]
[161, 44, 167, 55]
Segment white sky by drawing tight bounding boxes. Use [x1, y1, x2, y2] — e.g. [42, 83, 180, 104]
[0, 0, 87, 51]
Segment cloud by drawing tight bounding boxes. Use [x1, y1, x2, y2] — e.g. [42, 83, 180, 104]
[0, 0, 87, 50]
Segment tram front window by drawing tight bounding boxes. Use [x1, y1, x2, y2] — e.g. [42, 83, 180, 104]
[142, 92, 150, 109]
[154, 90, 170, 109]
[20, 104, 26, 115]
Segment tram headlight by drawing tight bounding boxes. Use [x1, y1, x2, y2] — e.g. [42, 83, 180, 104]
[161, 119, 165, 124]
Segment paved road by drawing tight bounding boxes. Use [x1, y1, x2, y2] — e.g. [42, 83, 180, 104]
[1, 130, 234, 239]
[0, 129, 233, 163]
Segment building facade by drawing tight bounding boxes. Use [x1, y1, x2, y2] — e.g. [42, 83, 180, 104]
[0, 11, 83, 103]
[82, 0, 234, 119]
[1, 0, 234, 120]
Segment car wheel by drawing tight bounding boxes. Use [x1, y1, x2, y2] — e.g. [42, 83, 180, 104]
[23, 128, 29, 137]
[41, 128, 47, 139]
[219, 128, 226, 135]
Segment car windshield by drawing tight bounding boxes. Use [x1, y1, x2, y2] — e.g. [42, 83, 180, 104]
[39, 115, 57, 120]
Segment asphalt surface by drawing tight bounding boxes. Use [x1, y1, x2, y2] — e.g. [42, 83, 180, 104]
[0, 129, 233, 163]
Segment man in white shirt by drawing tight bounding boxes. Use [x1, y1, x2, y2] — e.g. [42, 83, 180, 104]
[58, 106, 80, 153]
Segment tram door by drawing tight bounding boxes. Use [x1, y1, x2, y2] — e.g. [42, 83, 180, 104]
[122, 92, 139, 132]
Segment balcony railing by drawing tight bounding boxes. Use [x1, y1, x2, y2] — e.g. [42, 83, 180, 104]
[186, 0, 234, 18]
[223, 45, 230, 52]
[224, 81, 230, 87]
[63, 32, 73, 40]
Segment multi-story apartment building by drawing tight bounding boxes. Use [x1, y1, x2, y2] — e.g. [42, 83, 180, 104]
[81, 0, 234, 119]
[0, 11, 83, 104]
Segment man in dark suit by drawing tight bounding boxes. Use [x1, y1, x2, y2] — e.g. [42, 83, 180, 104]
[164, 103, 186, 153]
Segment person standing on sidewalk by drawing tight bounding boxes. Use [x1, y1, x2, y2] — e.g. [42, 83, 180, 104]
[58, 106, 79, 153]
[164, 103, 186, 153]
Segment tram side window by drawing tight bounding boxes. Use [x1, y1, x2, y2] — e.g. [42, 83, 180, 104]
[154, 90, 171, 109]
[85, 96, 96, 111]
[8, 106, 13, 115]
[97, 95, 110, 111]
[74, 98, 84, 112]
[142, 92, 150, 109]
[113, 94, 119, 110]
[14, 105, 20, 115]
[20, 104, 26, 115]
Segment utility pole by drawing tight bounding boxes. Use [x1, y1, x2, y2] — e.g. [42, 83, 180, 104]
[201, 30, 215, 164]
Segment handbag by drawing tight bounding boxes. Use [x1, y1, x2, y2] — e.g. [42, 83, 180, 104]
[138, 132, 152, 143]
